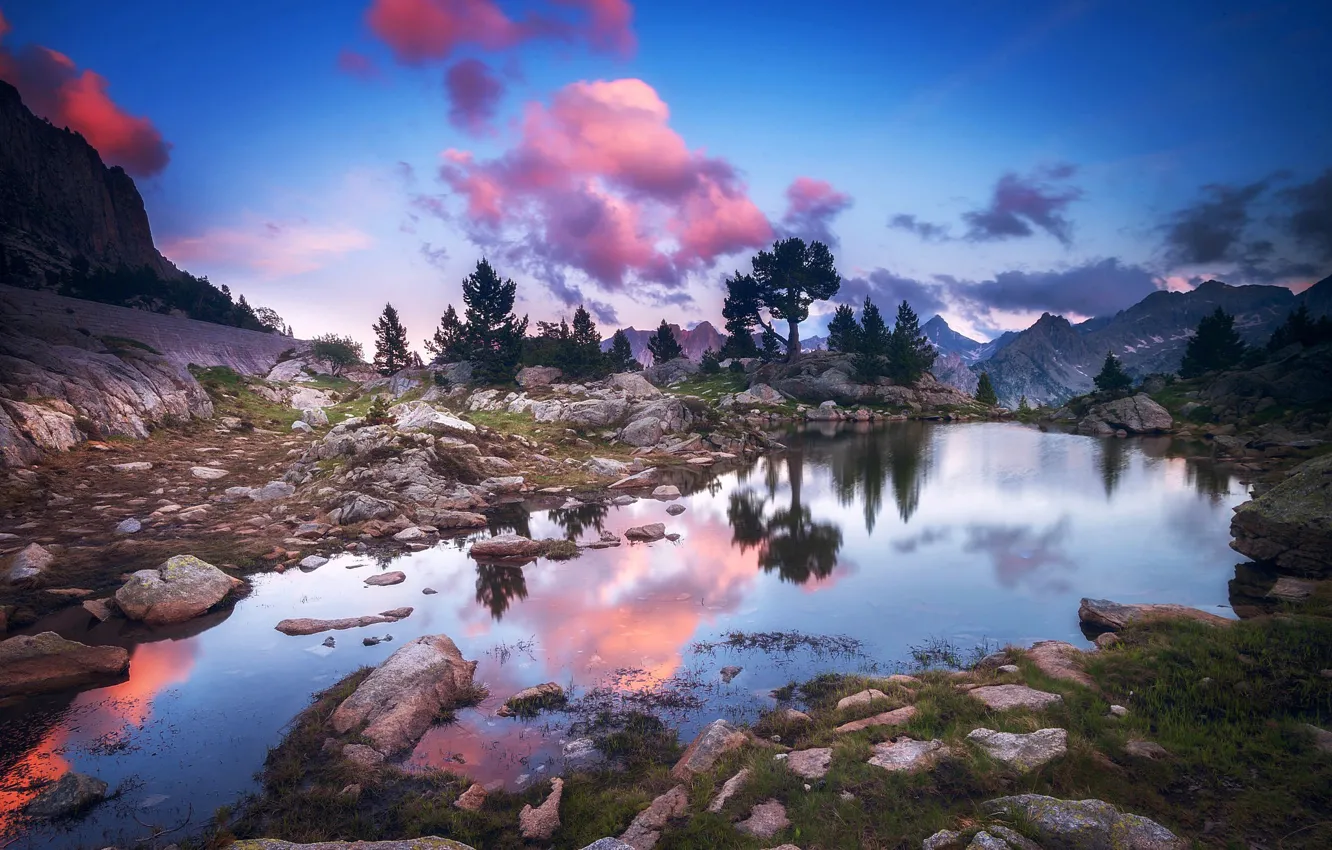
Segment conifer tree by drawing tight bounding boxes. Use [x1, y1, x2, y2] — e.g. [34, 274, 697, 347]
[748, 237, 841, 362]
[1017, 395, 1031, 413]
[1093, 351, 1132, 394]
[1267, 303, 1332, 351]
[700, 349, 721, 374]
[759, 326, 784, 362]
[461, 259, 528, 383]
[372, 303, 411, 375]
[853, 298, 891, 382]
[424, 304, 466, 363]
[568, 305, 606, 378]
[885, 301, 936, 384]
[607, 329, 640, 371]
[1179, 307, 1245, 378]
[720, 271, 761, 358]
[647, 319, 684, 363]
[975, 372, 998, 405]
[826, 304, 861, 353]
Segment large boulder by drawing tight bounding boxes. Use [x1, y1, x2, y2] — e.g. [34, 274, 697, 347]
[1078, 597, 1233, 632]
[114, 555, 243, 625]
[1080, 393, 1173, 435]
[1230, 453, 1332, 575]
[982, 795, 1186, 850]
[469, 533, 543, 560]
[330, 634, 478, 755]
[328, 492, 398, 525]
[393, 401, 477, 434]
[0, 632, 129, 697]
[605, 372, 661, 399]
[516, 366, 564, 388]
[560, 398, 631, 428]
[25, 772, 108, 818]
[643, 358, 700, 386]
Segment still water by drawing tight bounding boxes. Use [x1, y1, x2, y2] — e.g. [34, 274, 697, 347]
[0, 421, 1249, 848]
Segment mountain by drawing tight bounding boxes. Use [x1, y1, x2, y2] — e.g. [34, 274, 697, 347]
[0, 80, 181, 283]
[970, 280, 1306, 406]
[601, 321, 727, 364]
[922, 315, 984, 360]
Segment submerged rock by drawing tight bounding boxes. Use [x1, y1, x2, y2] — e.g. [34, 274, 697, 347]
[114, 555, 242, 625]
[498, 682, 565, 716]
[0, 632, 129, 697]
[25, 772, 108, 818]
[276, 607, 413, 636]
[982, 794, 1186, 850]
[966, 728, 1068, 771]
[330, 634, 478, 755]
[1078, 597, 1232, 631]
[1230, 453, 1332, 575]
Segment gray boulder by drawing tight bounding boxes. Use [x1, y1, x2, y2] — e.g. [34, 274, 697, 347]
[966, 728, 1068, 771]
[643, 358, 700, 386]
[517, 366, 564, 387]
[328, 492, 398, 525]
[0, 632, 130, 697]
[5, 542, 54, 582]
[114, 555, 243, 625]
[625, 523, 667, 542]
[983, 794, 1186, 849]
[605, 372, 660, 398]
[1230, 453, 1332, 575]
[1082, 393, 1173, 434]
[585, 457, 632, 477]
[25, 772, 108, 818]
[470, 533, 543, 560]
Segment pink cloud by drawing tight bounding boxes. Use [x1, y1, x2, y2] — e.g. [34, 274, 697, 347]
[337, 48, 381, 79]
[162, 220, 375, 277]
[437, 78, 772, 290]
[444, 58, 504, 134]
[363, 0, 634, 64]
[780, 176, 853, 246]
[0, 27, 171, 176]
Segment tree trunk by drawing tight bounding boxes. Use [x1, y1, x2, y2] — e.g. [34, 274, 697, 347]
[786, 320, 801, 363]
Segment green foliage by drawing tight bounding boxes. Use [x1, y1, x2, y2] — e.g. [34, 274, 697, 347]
[748, 237, 841, 361]
[884, 300, 936, 384]
[1093, 351, 1133, 394]
[460, 259, 528, 384]
[311, 333, 364, 375]
[975, 371, 998, 405]
[728, 359, 746, 373]
[1179, 306, 1245, 377]
[523, 306, 608, 379]
[852, 297, 891, 382]
[826, 303, 861, 353]
[646, 319, 684, 363]
[371, 303, 412, 376]
[365, 394, 391, 425]
[1017, 394, 1031, 412]
[759, 325, 784, 362]
[719, 270, 762, 358]
[699, 348, 721, 374]
[1268, 303, 1332, 351]
[424, 304, 466, 363]
[606, 328, 641, 372]
[252, 305, 291, 335]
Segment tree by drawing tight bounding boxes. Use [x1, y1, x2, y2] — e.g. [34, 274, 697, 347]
[884, 301, 936, 384]
[759, 326, 784, 362]
[1268, 303, 1332, 351]
[826, 304, 861, 353]
[372, 303, 411, 375]
[461, 259, 528, 383]
[647, 319, 684, 363]
[746, 237, 842, 363]
[975, 372, 998, 405]
[700, 349, 721, 374]
[1093, 351, 1132, 394]
[253, 306, 291, 335]
[567, 305, 606, 379]
[424, 304, 467, 363]
[1017, 395, 1031, 413]
[311, 333, 364, 375]
[606, 329, 640, 372]
[853, 298, 891, 382]
[719, 271, 762, 359]
[1179, 307, 1245, 378]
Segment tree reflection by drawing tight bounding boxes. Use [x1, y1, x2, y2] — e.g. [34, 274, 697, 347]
[821, 421, 930, 529]
[487, 503, 531, 538]
[1185, 458, 1232, 503]
[1097, 438, 1129, 498]
[475, 563, 529, 621]
[547, 502, 609, 540]
[726, 453, 843, 584]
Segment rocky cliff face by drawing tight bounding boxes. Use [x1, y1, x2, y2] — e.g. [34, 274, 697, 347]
[0, 80, 180, 283]
[602, 321, 728, 365]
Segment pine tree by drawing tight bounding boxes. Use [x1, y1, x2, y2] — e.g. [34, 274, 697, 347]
[749, 237, 841, 362]
[1093, 351, 1132, 394]
[826, 304, 861, 353]
[700, 349, 721, 374]
[975, 372, 998, 405]
[885, 301, 936, 384]
[1017, 395, 1031, 413]
[607, 329, 640, 372]
[719, 271, 761, 358]
[372, 303, 412, 375]
[424, 304, 466, 363]
[461, 259, 528, 384]
[1179, 307, 1245, 378]
[759, 326, 784, 362]
[568, 305, 606, 378]
[1267, 303, 1332, 351]
[647, 319, 684, 363]
[853, 298, 890, 382]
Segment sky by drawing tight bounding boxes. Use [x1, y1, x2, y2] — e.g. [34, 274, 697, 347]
[2, 0, 1331, 351]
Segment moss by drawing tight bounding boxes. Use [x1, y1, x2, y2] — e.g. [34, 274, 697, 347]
[540, 538, 582, 560]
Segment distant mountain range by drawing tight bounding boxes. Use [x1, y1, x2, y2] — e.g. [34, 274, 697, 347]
[601, 322, 826, 365]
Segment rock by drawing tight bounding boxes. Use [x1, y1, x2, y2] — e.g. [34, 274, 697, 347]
[1302, 723, 1332, 754]
[784, 747, 832, 779]
[585, 456, 632, 477]
[707, 768, 750, 813]
[997, 664, 1020, 674]
[606, 372, 661, 398]
[1078, 597, 1232, 631]
[276, 607, 413, 636]
[1109, 705, 1129, 717]
[867, 738, 950, 772]
[671, 718, 747, 781]
[517, 366, 564, 387]
[1024, 640, 1093, 687]
[25, 772, 108, 818]
[498, 682, 564, 716]
[983, 795, 1186, 850]
[365, 571, 406, 586]
[0, 632, 130, 697]
[1267, 576, 1317, 600]
[562, 737, 602, 768]
[5, 542, 54, 582]
[301, 407, 329, 427]
[983, 825, 1042, 850]
[625, 522, 667, 542]
[520, 777, 563, 841]
[643, 358, 700, 386]
[111, 461, 153, 472]
[329, 492, 398, 525]
[966, 833, 1012, 850]
[968, 684, 1063, 712]
[1094, 632, 1121, 649]
[424, 510, 488, 530]
[115, 555, 242, 625]
[836, 688, 889, 711]
[665, 503, 685, 516]
[1230, 453, 1332, 575]
[299, 555, 329, 570]
[469, 533, 543, 559]
[291, 419, 313, 433]
[619, 417, 664, 447]
[230, 841, 475, 849]
[422, 587, 437, 595]
[922, 830, 965, 850]
[394, 526, 427, 542]
[620, 784, 688, 849]
[342, 743, 386, 768]
[251, 480, 296, 502]
[736, 799, 789, 839]
[719, 665, 742, 683]
[835, 705, 917, 734]
[967, 728, 1067, 771]
[454, 783, 487, 811]
[1124, 740, 1169, 759]
[394, 402, 476, 435]
[81, 598, 113, 622]
[190, 465, 229, 480]
[115, 517, 142, 534]
[651, 485, 681, 499]
[330, 634, 478, 754]
[1085, 393, 1173, 434]
[480, 475, 525, 494]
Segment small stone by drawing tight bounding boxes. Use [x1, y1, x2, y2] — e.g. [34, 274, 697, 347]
[393, 526, 427, 542]
[735, 799, 789, 839]
[364, 571, 406, 586]
[1094, 632, 1122, 649]
[720, 665, 742, 683]
[189, 466, 229, 481]
[625, 523, 667, 542]
[784, 747, 832, 779]
[322, 637, 336, 648]
[1109, 704, 1129, 718]
[298, 555, 329, 570]
[707, 769, 750, 813]
[922, 829, 964, 850]
[836, 688, 889, 711]
[997, 664, 1019, 674]
[422, 587, 438, 595]
[867, 737, 950, 772]
[454, 782, 487, 811]
[519, 777, 563, 841]
[342, 743, 385, 768]
[111, 461, 153, 472]
[115, 517, 142, 534]
[966, 727, 1068, 771]
[651, 485, 681, 500]
[1124, 740, 1169, 759]
[665, 504, 686, 516]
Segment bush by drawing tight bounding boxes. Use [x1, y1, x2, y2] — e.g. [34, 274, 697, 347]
[728, 359, 746, 374]
[365, 394, 392, 425]
[699, 349, 721, 374]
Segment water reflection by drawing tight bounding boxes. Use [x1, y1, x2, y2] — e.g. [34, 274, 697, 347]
[728, 452, 843, 584]
[1097, 438, 1129, 497]
[547, 502, 609, 539]
[816, 421, 932, 529]
[475, 563, 529, 621]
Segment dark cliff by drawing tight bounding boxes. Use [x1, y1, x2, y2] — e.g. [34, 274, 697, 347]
[0, 80, 181, 282]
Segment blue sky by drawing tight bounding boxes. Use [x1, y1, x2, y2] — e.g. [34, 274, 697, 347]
[3, 0, 1329, 349]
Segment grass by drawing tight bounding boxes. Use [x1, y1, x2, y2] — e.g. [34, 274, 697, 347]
[189, 365, 301, 430]
[212, 614, 1332, 849]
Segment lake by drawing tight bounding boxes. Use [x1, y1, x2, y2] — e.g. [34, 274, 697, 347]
[0, 421, 1250, 849]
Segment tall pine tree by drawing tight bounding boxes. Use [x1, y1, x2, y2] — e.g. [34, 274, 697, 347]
[647, 319, 684, 363]
[1093, 351, 1132, 394]
[567, 305, 606, 378]
[975, 372, 998, 405]
[853, 298, 891, 382]
[424, 304, 466, 363]
[1179, 307, 1245, 377]
[885, 301, 936, 384]
[826, 304, 861, 353]
[607, 329, 640, 372]
[748, 237, 841, 362]
[461, 259, 528, 384]
[372, 303, 411, 375]
[719, 271, 761, 358]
